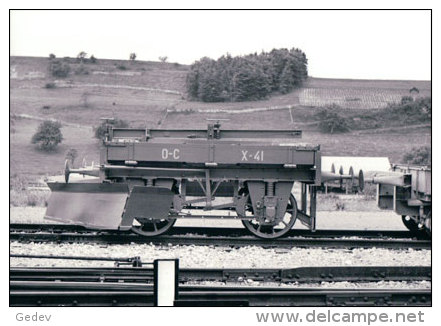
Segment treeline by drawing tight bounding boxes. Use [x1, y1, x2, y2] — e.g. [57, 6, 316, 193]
[186, 48, 308, 102]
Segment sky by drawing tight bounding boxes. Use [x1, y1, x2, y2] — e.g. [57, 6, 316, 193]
[10, 10, 431, 80]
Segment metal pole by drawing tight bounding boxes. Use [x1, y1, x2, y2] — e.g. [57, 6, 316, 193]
[205, 170, 212, 207]
[309, 186, 317, 231]
[301, 183, 307, 212]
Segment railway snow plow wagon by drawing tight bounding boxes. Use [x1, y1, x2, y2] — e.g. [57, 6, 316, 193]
[45, 121, 360, 239]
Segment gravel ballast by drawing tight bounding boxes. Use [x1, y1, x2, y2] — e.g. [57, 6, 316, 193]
[10, 242, 431, 290]
[10, 241, 430, 269]
[10, 207, 430, 291]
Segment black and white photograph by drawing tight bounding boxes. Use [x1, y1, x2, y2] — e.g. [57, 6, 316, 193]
[8, 7, 435, 324]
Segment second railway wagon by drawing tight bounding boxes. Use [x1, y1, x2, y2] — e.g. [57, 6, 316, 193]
[45, 121, 326, 239]
[375, 164, 431, 235]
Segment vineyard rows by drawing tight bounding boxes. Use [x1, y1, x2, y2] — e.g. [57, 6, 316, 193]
[299, 88, 431, 109]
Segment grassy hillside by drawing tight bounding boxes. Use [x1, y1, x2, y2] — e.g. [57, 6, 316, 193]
[10, 55, 431, 182]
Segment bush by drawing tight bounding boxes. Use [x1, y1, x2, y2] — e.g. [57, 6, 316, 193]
[117, 64, 127, 70]
[335, 201, 345, 211]
[10, 174, 28, 192]
[75, 63, 89, 75]
[401, 96, 414, 105]
[401, 146, 431, 165]
[31, 120, 63, 151]
[10, 189, 49, 207]
[94, 118, 129, 139]
[316, 105, 350, 134]
[361, 183, 377, 200]
[65, 148, 78, 165]
[48, 60, 70, 77]
[9, 174, 49, 207]
[44, 82, 56, 89]
[387, 96, 431, 122]
[349, 96, 431, 130]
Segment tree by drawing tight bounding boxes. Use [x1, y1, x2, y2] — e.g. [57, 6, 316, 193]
[185, 47, 308, 103]
[279, 64, 296, 94]
[231, 60, 271, 101]
[65, 148, 78, 165]
[130, 53, 137, 61]
[77, 51, 87, 63]
[94, 118, 129, 139]
[186, 62, 201, 99]
[49, 53, 56, 60]
[31, 121, 63, 151]
[159, 56, 168, 63]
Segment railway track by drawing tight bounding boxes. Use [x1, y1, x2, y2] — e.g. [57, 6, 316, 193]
[10, 287, 431, 307]
[10, 223, 431, 249]
[10, 223, 427, 238]
[10, 265, 431, 283]
[10, 266, 431, 307]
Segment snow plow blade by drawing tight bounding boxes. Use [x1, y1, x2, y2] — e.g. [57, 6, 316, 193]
[45, 182, 129, 230]
[120, 186, 175, 229]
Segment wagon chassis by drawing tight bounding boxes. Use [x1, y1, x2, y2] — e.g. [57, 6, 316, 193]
[111, 164, 319, 239]
[46, 123, 322, 239]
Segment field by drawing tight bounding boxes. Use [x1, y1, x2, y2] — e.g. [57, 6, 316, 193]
[10, 56, 431, 184]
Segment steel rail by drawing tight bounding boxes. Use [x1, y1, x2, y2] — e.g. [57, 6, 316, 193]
[9, 254, 144, 267]
[9, 230, 431, 249]
[10, 223, 428, 239]
[10, 287, 431, 307]
[10, 254, 145, 263]
[10, 266, 431, 283]
[175, 287, 431, 307]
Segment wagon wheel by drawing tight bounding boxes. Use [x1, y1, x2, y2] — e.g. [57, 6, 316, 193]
[241, 194, 298, 239]
[131, 217, 176, 236]
[401, 215, 426, 236]
[425, 211, 431, 237]
[131, 184, 180, 237]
